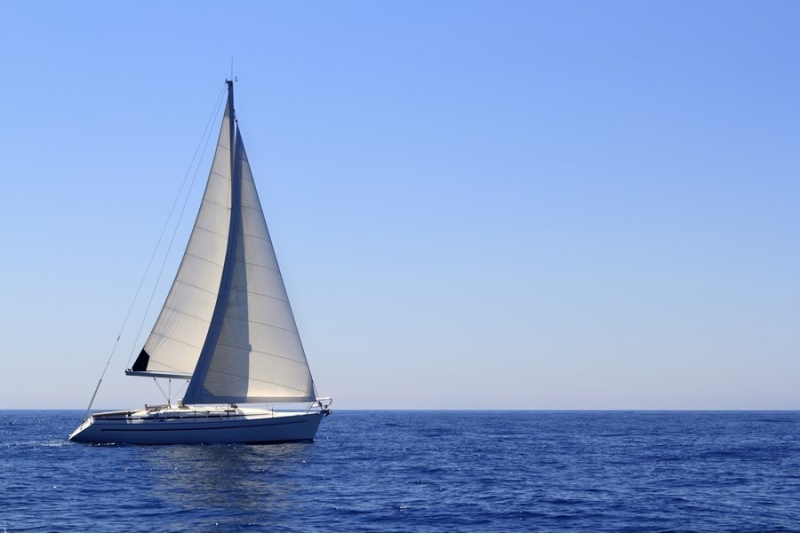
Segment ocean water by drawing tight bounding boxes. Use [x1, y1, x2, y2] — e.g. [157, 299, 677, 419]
[1, 410, 799, 532]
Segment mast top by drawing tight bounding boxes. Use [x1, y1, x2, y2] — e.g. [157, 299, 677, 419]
[225, 79, 236, 121]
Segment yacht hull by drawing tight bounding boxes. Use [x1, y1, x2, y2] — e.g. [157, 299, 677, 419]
[69, 407, 325, 445]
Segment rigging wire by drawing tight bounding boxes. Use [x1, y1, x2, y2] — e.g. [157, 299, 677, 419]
[81, 83, 228, 421]
[155, 379, 189, 406]
[153, 378, 167, 404]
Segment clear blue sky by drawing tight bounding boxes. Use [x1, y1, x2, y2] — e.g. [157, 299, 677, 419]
[1, 1, 797, 410]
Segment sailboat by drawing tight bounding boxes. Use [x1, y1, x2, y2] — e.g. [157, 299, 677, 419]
[70, 80, 331, 445]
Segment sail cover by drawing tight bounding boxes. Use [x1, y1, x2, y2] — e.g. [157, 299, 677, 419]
[133, 86, 316, 403]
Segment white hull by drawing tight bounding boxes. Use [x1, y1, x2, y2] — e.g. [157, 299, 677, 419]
[69, 405, 327, 445]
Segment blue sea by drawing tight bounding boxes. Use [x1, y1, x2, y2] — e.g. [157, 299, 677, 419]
[2, 410, 799, 532]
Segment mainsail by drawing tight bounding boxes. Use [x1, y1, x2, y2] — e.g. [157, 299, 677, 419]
[129, 82, 316, 404]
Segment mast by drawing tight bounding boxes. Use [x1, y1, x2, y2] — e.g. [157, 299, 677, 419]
[226, 79, 236, 176]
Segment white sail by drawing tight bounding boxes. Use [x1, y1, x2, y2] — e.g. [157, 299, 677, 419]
[183, 129, 316, 404]
[129, 100, 233, 378]
[131, 84, 315, 403]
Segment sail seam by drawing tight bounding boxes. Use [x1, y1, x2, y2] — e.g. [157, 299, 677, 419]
[233, 260, 281, 273]
[191, 222, 230, 241]
[213, 342, 308, 365]
[227, 286, 290, 304]
[140, 357, 194, 373]
[206, 174, 231, 188]
[158, 303, 215, 324]
[218, 313, 300, 335]
[200, 195, 230, 209]
[239, 232, 272, 243]
[240, 204, 267, 213]
[181, 251, 225, 269]
[147, 332, 204, 350]
[202, 178, 231, 189]
[204, 368, 311, 394]
[172, 278, 222, 295]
